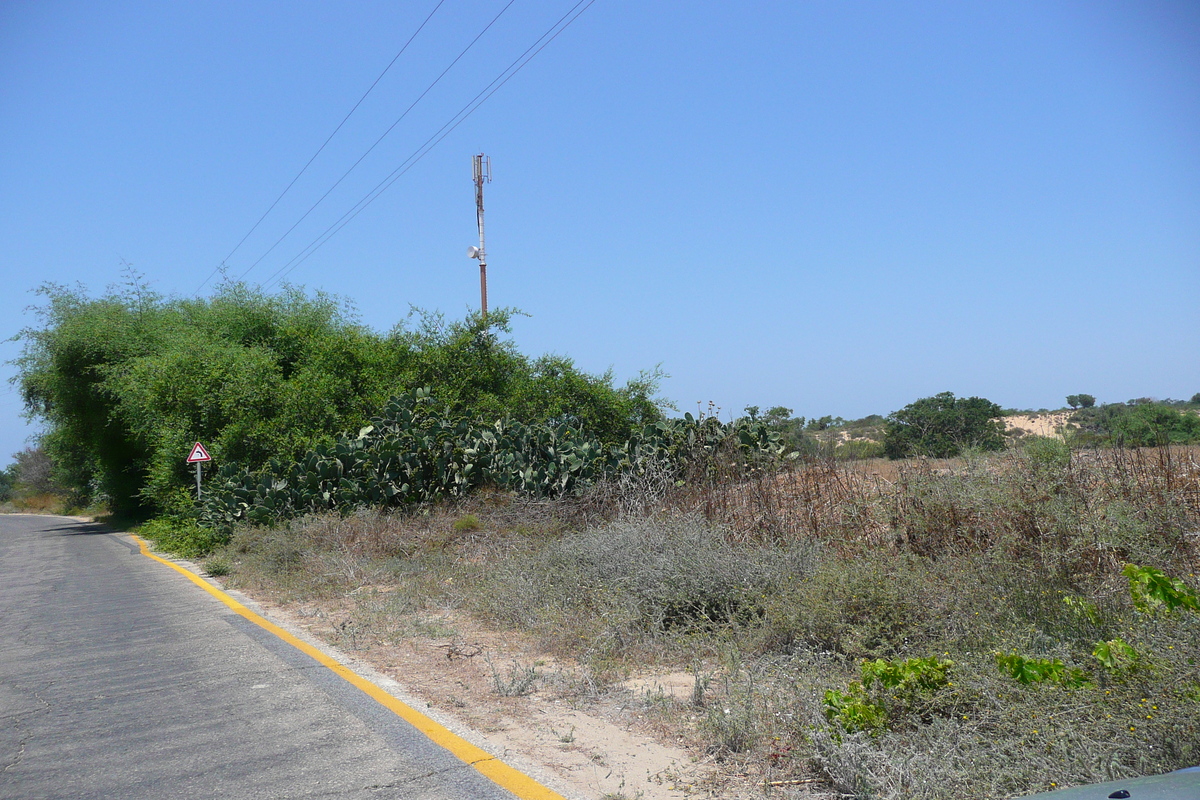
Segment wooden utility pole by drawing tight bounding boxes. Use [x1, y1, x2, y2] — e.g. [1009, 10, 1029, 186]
[469, 153, 491, 321]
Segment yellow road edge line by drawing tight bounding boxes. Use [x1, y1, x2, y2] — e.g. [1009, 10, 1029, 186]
[130, 534, 567, 800]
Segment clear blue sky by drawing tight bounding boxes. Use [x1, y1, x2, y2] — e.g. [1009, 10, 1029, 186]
[1, 0, 1197, 462]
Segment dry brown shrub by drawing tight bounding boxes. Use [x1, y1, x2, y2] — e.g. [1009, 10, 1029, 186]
[12, 493, 66, 514]
[668, 459, 890, 546]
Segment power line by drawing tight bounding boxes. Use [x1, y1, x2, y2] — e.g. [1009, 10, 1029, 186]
[262, 0, 594, 291]
[260, 0, 598, 292]
[234, 0, 518, 284]
[194, 0, 447, 295]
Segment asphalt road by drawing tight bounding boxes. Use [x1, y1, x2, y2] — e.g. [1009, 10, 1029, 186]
[0, 515, 523, 800]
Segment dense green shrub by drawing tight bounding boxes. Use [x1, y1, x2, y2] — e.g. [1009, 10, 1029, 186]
[0, 462, 17, 502]
[824, 656, 954, 734]
[201, 388, 789, 529]
[1070, 402, 1200, 447]
[15, 281, 663, 513]
[883, 392, 1005, 459]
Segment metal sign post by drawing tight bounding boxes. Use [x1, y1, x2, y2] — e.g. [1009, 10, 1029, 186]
[186, 442, 212, 500]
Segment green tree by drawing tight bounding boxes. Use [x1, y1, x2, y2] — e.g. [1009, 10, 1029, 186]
[1109, 403, 1200, 447]
[15, 282, 664, 514]
[0, 460, 18, 502]
[883, 392, 1005, 459]
[16, 284, 164, 510]
[1072, 402, 1200, 447]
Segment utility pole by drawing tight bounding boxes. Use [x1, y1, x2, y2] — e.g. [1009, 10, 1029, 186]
[468, 153, 491, 322]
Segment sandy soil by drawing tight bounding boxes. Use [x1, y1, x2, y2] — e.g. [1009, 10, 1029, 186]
[199, 583, 828, 800]
[1003, 411, 1073, 439]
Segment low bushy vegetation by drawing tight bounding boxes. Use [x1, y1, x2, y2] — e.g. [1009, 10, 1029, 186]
[1070, 401, 1200, 448]
[190, 441, 1199, 799]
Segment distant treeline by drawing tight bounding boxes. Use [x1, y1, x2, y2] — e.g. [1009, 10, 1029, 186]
[742, 393, 1200, 460]
[1067, 399, 1200, 448]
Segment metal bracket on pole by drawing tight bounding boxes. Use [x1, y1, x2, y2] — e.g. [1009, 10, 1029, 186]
[472, 153, 491, 322]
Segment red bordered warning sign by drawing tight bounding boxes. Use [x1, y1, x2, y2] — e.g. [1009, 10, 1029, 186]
[186, 442, 212, 463]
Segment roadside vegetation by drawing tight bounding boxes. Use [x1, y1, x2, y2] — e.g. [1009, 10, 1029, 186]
[14, 278, 661, 517]
[0, 445, 92, 514]
[11, 281, 1200, 798]
[199, 443, 1200, 799]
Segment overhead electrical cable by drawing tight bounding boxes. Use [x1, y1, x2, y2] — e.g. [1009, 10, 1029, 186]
[261, 0, 596, 292]
[195, 0, 448, 294]
[235, 0, 518, 284]
[260, 0, 598, 291]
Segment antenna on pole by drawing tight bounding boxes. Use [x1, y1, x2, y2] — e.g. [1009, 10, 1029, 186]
[468, 153, 491, 322]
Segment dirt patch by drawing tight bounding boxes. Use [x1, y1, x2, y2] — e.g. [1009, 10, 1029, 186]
[622, 672, 698, 703]
[1003, 411, 1072, 439]
[212, 588, 813, 800]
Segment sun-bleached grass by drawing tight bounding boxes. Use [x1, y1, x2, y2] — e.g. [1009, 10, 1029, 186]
[206, 444, 1200, 799]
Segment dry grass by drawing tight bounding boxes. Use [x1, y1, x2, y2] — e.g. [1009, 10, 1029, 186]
[8, 492, 71, 514]
[206, 444, 1200, 799]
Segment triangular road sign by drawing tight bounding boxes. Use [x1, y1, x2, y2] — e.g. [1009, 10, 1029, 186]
[186, 442, 212, 463]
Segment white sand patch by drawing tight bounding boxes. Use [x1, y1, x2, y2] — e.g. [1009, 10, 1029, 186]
[1004, 411, 1073, 439]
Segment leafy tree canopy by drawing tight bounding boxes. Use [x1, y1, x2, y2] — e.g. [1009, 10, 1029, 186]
[14, 281, 664, 514]
[1071, 402, 1200, 448]
[883, 391, 1005, 459]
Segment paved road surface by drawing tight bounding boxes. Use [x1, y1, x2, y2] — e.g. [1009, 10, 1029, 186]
[0, 515, 523, 800]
